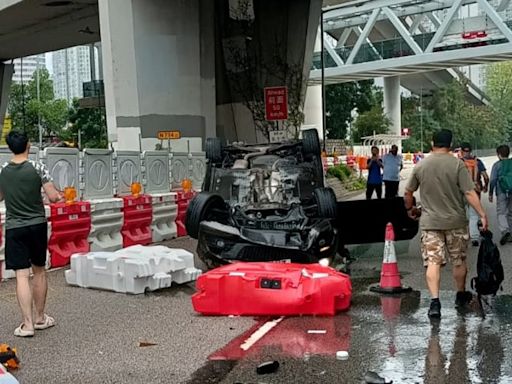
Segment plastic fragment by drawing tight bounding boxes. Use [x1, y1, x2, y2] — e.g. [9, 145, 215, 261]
[256, 361, 280, 375]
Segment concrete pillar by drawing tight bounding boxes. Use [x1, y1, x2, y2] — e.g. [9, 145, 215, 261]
[98, 0, 215, 151]
[215, 0, 322, 143]
[0, 63, 14, 131]
[383, 76, 401, 152]
[303, 85, 323, 139]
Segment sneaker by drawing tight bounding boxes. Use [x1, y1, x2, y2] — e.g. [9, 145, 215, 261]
[472, 240, 479, 247]
[455, 291, 473, 308]
[428, 300, 441, 318]
[500, 232, 511, 245]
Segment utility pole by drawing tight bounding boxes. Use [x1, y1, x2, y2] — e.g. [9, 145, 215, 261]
[420, 87, 423, 153]
[36, 57, 42, 147]
[65, 49, 70, 106]
[21, 57, 26, 133]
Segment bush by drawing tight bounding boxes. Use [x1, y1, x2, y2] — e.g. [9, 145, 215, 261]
[326, 164, 353, 181]
[326, 165, 365, 192]
[326, 166, 346, 181]
[346, 177, 366, 191]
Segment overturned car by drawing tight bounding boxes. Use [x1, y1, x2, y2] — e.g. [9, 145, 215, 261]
[185, 129, 338, 269]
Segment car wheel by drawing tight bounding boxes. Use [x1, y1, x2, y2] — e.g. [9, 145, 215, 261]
[205, 138, 222, 163]
[313, 187, 337, 218]
[185, 192, 226, 239]
[302, 129, 321, 157]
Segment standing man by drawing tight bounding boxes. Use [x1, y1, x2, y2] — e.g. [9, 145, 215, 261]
[366, 146, 383, 199]
[489, 144, 512, 245]
[0, 131, 62, 337]
[382, 144, 403, 199]
[459, 142, 489, 247]
[404, 129, 487, 318]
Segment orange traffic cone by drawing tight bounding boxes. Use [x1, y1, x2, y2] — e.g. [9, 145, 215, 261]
[370, 222, 412, 294]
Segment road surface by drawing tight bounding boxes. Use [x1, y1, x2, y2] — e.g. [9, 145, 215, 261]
[1, 156, 511, 383]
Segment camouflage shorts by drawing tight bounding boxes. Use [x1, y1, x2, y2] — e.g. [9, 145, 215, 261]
[420, 227, 469, 267]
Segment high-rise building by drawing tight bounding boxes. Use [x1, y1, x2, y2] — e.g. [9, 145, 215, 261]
[11, 55, 46, 83]
[52, 46, 94, 103]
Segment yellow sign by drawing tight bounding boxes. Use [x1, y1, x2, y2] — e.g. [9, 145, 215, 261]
[157, 130, 181, 140]
[0, 118, 12, 146]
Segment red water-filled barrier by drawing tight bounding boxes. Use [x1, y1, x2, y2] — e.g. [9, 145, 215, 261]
[48, 202, 91, 268]
[121, 195, 153, 247]
[176, 190, 195, 237]
[192, 262, 352, 316]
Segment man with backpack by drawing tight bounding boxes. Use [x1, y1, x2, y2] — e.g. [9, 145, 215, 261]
[460, 142, 489, 247]
[404, 129, 488, 318]
[489, 144, 512, 245]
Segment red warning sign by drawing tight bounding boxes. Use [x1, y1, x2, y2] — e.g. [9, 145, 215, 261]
[264, 86, 288, 121]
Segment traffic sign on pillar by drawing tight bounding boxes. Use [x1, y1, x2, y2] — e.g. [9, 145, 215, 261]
[264, 86, 288, 121]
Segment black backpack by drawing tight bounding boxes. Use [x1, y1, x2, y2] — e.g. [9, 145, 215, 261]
[471, 230, 504, 296]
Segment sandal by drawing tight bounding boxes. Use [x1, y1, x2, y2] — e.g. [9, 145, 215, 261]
[14, 323, 34, 337]
[34, 314, 56, 330]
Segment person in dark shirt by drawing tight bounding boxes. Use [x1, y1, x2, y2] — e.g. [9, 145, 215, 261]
[0, 131, 63, 337]
[366, 146, 383, 199]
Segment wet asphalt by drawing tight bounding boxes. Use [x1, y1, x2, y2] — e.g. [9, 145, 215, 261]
[1, 157, 512, 383]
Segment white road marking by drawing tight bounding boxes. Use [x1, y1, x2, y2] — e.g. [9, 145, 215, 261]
[240, 317, 285, 351]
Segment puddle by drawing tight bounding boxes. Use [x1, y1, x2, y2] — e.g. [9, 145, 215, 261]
[190, 288, 512, 383]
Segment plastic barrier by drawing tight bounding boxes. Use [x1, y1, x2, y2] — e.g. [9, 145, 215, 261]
[192, 262, 352, 316]
[121, 195, 153, 247]
[176, 190, 195, 237]
[89, 198, 124, 252]
[48, 202, 91, 268]
[0, 207, 7, 280]
[321, 156, 328, 173]
[357, 156, 368, 170]
[150, 192, 178, 242]
[346, 155, 356, 168]
[65, 245, 202, 294]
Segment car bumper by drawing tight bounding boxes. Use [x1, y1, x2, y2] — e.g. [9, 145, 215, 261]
[197, 220, 337, 263]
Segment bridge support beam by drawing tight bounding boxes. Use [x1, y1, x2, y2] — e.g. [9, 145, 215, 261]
[215, 0, 322, 143]
[383, 76, 401, 151]
[98, 0, 216, 151]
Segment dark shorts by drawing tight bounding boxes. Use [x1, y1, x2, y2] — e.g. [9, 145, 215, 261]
[5, 222, 48, 270]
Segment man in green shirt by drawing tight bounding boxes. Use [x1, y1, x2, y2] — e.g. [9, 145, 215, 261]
[0, 131, 63, 337]
[404, 129, 488, 318]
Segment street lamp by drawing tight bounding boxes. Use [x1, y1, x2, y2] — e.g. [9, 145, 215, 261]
[420, 87, 423, 152]
[320, 9, 326, 150]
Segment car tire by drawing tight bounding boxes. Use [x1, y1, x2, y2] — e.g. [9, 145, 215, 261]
[302, 129, 321, 157]
[205, 138, 222, 163]
[313, 187, 337, 219]
[186, 192, 226, 239]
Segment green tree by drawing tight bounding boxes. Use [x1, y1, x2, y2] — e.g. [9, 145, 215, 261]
[325, 80, 374, 140]
[7, 69, 68, 142]
[485, 62, 512, 141]
[350, 104, 390, 143]
[429, 80, 506, 149]
[63, 99, 107, 149]
[401, 95, 440, 153]
[400, 80, 506, 152]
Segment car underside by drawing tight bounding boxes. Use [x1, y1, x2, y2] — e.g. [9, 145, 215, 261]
[186, 129, 338, 269]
